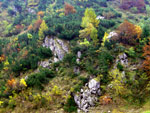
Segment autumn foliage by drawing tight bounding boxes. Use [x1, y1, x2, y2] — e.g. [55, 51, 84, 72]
[115, 20, 142, 45]
[7, 79, 16, 88]
[37, 11, 44, 17]
[120, 0, 145, 12]
[0, 54, 5, 62]
[64, 3, 76, 15]
[142, 42, 150, 75]
[100, 94, 112, 105]
[33, 19, 42, 31]
[37, 11, 44, 19]
[27, 24, 33, 31]
[15, 24, 24, 33]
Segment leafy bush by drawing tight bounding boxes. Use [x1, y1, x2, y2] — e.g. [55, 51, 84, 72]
[64, 96, 77, 113]
[117, 62, 124, 71]
[142, 23, 150, 37]
[125, 47, 136, 58]
[26, 69, 54, 89]
[98, 47, 113, 75]
[63, 53, 77, 67]
[36, 47, 53, 59]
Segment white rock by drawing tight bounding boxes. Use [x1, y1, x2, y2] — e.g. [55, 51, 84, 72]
[54, 57, 59, 63]
[74, 78, 101, 112]
[77, 51, 82, 58]
[76, 58, 80, 64]
[107, 31, 118, 39]
[39, 60, 50, 68]
[116, 53, 128, 67]
[88, 79, 100, 90]
[96, 15, 105, 20]
[43, 36, 69, 61]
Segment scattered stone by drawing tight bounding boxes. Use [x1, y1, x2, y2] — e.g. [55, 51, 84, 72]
[38, 60, 51, 68]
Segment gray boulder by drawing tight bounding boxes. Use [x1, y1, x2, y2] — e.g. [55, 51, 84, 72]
[74, 78, 101, 112]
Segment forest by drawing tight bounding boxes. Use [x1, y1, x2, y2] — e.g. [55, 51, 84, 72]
[0, 0, 150, 113]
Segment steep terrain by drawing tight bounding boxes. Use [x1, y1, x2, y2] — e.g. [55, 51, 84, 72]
[0, 0, 150, 113]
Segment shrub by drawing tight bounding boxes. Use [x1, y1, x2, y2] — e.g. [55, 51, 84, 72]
[8, 8, 16, 16]
[63, 53, 77, 67]
[125, 47, 136, 58]
[36, 47, 52, 59]
[64, 96, 77, 113]
[100, 20, 115, 29]
[130, 7, 138, 13]
[117, 62, 124, 71]
[142, 23, 150, 37]
[26, 69, 54, 89]
[98, 47, 113, 75]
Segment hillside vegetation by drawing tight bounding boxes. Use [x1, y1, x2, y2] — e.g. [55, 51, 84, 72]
[0, 0, 150, 113]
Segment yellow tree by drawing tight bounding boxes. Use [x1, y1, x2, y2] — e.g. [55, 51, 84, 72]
[81, 8, 100, 28]
[101, 32, 109, 46]
[80, 8, 100, 46]
[38, 20, 48, 43]
[135, 25, 142, 39]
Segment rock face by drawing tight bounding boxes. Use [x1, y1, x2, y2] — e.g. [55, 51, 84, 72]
[74, 78, 101, 112]
[39, 36, 69, 68]
[116, 53, 128, 67]
[43, 36, 69, 61]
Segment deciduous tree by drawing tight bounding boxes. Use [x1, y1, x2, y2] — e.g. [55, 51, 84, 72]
[142, 42, 150, 75]
[64, 2, 76, 15]
[79, 8, 99, 46]
[116, 20, 142, 45]
[38, 20, 48, 44]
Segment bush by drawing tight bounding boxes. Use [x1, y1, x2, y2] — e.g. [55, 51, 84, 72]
[63, 53, 77, 67]
[100, 20, 116, 29]
[98, 47, 113, 75]
[26, 69, 54, 90]
[117, 62, 124, 71]
[8, 8, 16, 16]
[130, 7, 138, 13]
[64, 96, 77, 113]
[36, 47, 53, 59]
[125, 47, 136, 58]
[142, 23, 150, 37]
